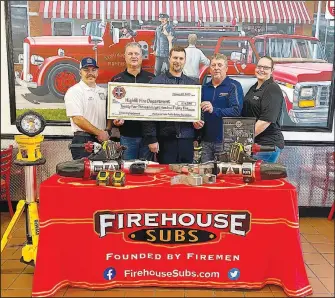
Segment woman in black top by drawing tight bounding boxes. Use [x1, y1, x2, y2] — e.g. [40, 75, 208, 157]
[242, 56, 284, 162]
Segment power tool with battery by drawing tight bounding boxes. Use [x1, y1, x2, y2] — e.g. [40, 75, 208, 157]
[169, 142, 286, 184]
[170, 160, 286, 184]
[56, 140, 159, 179]
[216, 142, 276, 163]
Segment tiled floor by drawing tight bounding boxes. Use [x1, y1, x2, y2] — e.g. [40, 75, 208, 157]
[1, 213, 334, 297]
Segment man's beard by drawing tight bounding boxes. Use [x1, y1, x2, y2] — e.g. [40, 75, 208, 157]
[173, 64, 183, 73]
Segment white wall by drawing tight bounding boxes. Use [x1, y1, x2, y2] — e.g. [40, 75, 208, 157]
[1, 2, 334, 141]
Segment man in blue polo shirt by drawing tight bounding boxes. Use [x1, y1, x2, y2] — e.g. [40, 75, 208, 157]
[194, 53, 244, 162]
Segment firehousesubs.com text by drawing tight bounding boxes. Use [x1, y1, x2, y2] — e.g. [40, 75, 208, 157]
[124, 269, 220, 279]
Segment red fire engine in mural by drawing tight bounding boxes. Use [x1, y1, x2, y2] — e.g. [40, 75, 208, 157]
[15, 21, 240, 100]
[15, 21, 155, 99]
[16, 20, 332, 126]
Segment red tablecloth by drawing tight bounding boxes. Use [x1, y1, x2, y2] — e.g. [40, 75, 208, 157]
[32, 167, 312, 297]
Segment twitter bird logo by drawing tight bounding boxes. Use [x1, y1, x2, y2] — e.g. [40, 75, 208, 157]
[228, 268, 240, 280]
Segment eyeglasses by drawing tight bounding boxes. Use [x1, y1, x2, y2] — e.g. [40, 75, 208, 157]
[256, 65, 272, 71]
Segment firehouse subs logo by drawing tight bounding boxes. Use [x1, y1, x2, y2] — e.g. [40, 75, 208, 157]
[112, 86, 126, 100]
[94, 211, 251, 245]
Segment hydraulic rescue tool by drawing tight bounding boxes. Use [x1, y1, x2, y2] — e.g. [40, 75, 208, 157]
[56, 140, 159, 179]
[169, 142, 287, 184]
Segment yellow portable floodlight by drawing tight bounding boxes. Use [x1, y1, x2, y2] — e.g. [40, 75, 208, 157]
[14, 111, 46, 165]
[1, 111, 46, 266]
[14, 135, 44, 163]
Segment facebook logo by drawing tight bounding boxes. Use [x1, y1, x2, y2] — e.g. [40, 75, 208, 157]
[103, 267, 116, 280]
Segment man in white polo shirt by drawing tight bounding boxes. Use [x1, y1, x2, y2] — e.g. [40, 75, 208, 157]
[64, 57, 111, 159]
[183, 34, 210, 83]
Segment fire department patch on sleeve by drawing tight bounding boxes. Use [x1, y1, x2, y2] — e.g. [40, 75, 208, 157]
[112, 86, 126, 100]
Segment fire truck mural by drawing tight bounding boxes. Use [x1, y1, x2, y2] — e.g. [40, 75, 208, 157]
[9, 1, 334, 128]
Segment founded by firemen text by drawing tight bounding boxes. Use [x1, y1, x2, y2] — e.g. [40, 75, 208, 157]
[105, 252, 241, 262]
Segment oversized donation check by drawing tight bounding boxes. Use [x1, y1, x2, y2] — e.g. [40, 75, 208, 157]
[107, 82, 201, 122]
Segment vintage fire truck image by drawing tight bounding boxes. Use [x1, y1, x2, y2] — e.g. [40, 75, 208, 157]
[15, 21, 155, 99]
[16, 21, 242, 100]
[16, 20, 332, 127]
[199, 34, 333, 126]
[141, 24, 243, 57]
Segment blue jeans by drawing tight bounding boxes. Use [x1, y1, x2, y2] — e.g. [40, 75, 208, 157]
[120, 136, 152, 160]
[201, 142, 224, 163]
[157, 138, 194, 164]
[253, 146, 282, 163]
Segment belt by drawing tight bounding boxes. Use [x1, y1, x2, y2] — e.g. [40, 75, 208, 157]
[74, 131, 95, 137]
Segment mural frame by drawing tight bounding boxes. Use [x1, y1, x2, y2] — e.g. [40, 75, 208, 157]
[5, 2, 70, 127]
[4, 1, 335, 132]
[6, 3, 17, 126]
